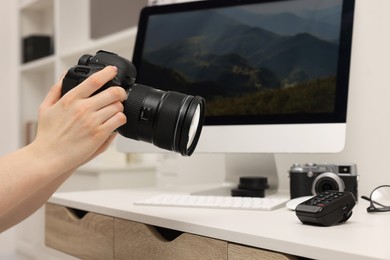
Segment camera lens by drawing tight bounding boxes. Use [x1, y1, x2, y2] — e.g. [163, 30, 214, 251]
[62, 51, 206, 156]
[312, 172, 345, 195]
[117, 84, 206, 156]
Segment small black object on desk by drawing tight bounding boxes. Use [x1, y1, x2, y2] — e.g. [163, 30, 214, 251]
[231, 176, 269, 197]
[295, 191, 356, 226]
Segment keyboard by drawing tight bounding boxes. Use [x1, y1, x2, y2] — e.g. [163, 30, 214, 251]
[134, 194, 289, 211]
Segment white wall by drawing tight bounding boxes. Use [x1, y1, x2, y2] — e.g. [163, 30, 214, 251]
[0, 1, 19, 155]
[0, 0, 20, 258]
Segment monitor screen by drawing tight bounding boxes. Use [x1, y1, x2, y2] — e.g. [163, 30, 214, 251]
[117, 0, 355, 154]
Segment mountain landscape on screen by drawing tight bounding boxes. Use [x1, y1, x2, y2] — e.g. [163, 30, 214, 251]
[137, 4, 342, 116]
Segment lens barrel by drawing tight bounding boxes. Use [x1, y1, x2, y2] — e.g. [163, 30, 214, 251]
[117, 84, 206, 156]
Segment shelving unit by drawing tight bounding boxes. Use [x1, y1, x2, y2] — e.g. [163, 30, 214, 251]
[15, 0, 199, 257]
[15, 0, 153, 258]
[18, 0, 146, 145]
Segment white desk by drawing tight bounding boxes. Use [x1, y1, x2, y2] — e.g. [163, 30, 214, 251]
[48, 188, 390, 260]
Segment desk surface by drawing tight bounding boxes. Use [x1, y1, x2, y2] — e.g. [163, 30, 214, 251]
[49, 188, 389, 260]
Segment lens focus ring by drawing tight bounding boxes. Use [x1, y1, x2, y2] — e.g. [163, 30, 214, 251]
[117, 84, 151, 140]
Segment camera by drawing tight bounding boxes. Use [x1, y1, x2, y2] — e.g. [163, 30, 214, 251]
[289, 163, 358, 200]
[61, 50, 206, 156]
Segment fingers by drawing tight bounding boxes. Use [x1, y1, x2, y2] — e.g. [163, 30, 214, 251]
[65, 66, 118, 99]
[60, 65, 127, 112]
[40, 75, 65, 110]
[88, 86, 127, 111]
[44, 64, 127, 139]
[101, 111, 127, 134]
[66, 87, 127, 130]
[94, 101, 124, 125]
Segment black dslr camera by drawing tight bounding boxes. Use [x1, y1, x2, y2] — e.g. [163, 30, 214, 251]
[61, 50, 206, 156]
[289, 163, 358, 200]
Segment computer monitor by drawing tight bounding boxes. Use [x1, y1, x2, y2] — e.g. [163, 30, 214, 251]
[117, 0, 355, 192]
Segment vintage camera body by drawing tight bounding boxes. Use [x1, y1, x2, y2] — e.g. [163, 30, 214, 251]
[289, 163, 358, 200]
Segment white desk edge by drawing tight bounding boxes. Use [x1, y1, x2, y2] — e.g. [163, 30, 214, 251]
[48, 189, 389, 260]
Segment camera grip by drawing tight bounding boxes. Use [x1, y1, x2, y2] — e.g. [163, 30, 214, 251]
[61, 65, 121, 97]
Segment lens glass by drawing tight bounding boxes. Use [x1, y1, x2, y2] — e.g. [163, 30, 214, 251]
[187, 104, 201, 149]
[315, 178, 338, 193]
[320, 181, 337, 192]
[371, 186, 390, 209]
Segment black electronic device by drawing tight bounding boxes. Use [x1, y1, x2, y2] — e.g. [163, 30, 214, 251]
[295, 190, 356, 226]
[22, 35, 52, 63]
[231, 176, 269, 197]
[61, 50, 206, 156]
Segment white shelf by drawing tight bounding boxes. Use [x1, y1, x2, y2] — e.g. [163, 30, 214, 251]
[14, 1, 179, 259]
[20, 55, 55, 73]
[59, 27, 138, 63]
[18, 0, 145, 143]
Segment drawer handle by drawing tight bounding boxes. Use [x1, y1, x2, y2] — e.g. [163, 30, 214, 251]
[66, 207, 88, 220]
[152, 226, 183, 241]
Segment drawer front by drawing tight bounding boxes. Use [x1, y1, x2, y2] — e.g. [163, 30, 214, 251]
[228, 243, 298, 260]
[45, 203, 114, 260]
[114, 218, 228, 260]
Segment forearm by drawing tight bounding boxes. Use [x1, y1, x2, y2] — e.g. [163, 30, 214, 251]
[0, 66, 126, 232]
[0, 143, 68, 227]
[0, 166, 75, 232]
[0, 138, 116, 232]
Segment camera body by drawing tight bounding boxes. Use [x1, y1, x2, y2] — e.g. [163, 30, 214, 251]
[61, 50, 206, 156]
[61, 50, 137, 97]
[289, 163, 358, 200]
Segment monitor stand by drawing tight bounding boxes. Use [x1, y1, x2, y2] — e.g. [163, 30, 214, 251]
[190, 154, 279, 197]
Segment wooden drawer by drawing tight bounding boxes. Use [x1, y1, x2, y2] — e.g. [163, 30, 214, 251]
[228, 243, 298, 260]
[45, 203, 114, 260]
[114, 218, 228, 260]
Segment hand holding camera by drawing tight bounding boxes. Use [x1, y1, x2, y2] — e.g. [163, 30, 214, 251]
[61, 50, 206, 156]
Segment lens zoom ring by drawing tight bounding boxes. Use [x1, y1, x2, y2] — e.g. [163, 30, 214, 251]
[118, 84, 150, 139]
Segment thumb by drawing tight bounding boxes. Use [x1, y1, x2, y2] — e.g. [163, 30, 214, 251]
[40, 75, 65, 109]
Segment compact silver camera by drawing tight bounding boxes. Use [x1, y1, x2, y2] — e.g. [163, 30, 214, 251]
[289, 163, 358, 200]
